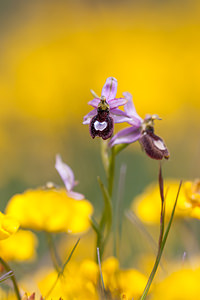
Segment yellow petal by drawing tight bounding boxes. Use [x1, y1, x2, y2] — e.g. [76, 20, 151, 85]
[6, 188, 93, 234]
[0, 229, 38, 262]
[0, 212, 19, 240]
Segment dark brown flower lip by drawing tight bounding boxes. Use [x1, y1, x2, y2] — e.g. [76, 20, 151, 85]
[139, 129, 170, 160]
[89, 110, 114, 140]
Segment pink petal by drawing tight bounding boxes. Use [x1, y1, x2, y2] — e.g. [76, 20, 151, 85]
[67, 191, 85, 200]
[101, 77, 118, 101]
[123, 92, 143, 124]
[87, 98, 100, 108]
[123, 92, 136, 115]
[55, 154, 75, 191]
[109, 127, 142, 147]
[83, 108, 97, 124]
[108, 98, 128, 109]
[110, 108, 133, 123]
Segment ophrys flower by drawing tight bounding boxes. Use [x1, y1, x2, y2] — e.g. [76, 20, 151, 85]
[83, 77, 130, 140]
[109, 92, 169, 160]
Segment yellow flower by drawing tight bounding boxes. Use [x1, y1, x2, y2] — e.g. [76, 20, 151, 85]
[0, 229, 38, 262]
[38, 257, 147, 299]
[131, 180, 192, 224]
[184, 179, 200, 219]
[102, 257, 148, 299]
[150, 266, 200, 300]
[5, 188, 93, 234]
[39, 261, 99, 300]
[0, 212, 19, 240]
[184, 179, 200, 204]
[0, 288, 16, 300]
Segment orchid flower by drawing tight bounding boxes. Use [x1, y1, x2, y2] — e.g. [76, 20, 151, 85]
[55, 154, 84, 200]
[109, 92, 169, 160]
[83, 77, 131, 140]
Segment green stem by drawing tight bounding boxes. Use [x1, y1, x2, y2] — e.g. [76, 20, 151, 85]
[107, 147, 116, 198]
[0, 257, 21, 300]
[97, 141, 116, 260]
[100, 140, 109, 176]
[96, 177, 112, 260]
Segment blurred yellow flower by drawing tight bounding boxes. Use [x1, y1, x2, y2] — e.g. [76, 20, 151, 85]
[0, 212, 19, 240]
[184, 179, 200, 204]
[102, 257, 148, 299]
[0, 288, 16, 300]
[131, 180, 191, 224]
[5, 188, 93, 234]
[150, 266, 200, 300]
[0, 229, 38, 262]
[38, 257, 147, 299]
[132, 179, 200, 224]
[184, 179, 200, 219]
[39, 260, 99, 300]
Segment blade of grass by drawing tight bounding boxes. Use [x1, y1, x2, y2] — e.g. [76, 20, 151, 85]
[45, 238, 80, 299]
[140, 181, 182, 300]
[158, 163, 165, 248]
[161, 181, 182, 251]
[97, 247, 106, 294]
[0, 270, 13, 283]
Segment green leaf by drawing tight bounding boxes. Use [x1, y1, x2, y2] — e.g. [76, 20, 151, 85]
[113, 143, 129, 156]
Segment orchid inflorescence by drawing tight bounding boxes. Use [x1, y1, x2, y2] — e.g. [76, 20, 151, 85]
[0, 77, 188, 300]
[83, 77, 169, 160]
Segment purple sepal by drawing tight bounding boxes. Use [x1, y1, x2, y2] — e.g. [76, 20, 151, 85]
[101, 77, 117, 100]
[55, 155, 85, 200]
[123, 92, 143, 126]
[67, 190, 85, 201]
[109, 126, 141, 147]
[83, 108, 97, 124]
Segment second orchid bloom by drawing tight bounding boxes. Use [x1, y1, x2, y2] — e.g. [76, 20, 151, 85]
[84, 77, 169, 160]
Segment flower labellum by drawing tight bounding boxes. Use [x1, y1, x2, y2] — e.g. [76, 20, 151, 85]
[89, 96, 114, 140]
[139, 116, 169, 160]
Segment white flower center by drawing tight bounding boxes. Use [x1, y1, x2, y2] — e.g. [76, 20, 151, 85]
[94, 121, 107, 131]
[153, 139, 166, 150]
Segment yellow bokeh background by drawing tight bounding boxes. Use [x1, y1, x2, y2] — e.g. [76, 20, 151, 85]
[0, 2, 200, 298]
[0, 0, 199, 205]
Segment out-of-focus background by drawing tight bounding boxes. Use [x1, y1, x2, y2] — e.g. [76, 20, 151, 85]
[0, 0, 199, 227]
